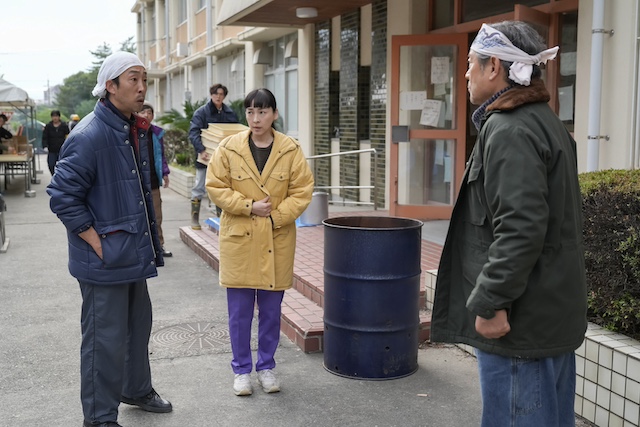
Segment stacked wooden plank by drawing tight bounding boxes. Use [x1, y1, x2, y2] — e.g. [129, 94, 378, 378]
[198, 123, 249, 165]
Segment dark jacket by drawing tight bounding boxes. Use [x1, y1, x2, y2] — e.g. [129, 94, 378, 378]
[47, 100, 163, 286]
[42, 121, 70, 153]
[430, 80, 587, 358]
[0, 126, 12, 140]
[148, 123, 169, 190]
[189, 100, 239, 169]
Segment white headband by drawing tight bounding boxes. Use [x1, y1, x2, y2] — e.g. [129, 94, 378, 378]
[92, 51, 145, 98]
[471, 23, 559, 86]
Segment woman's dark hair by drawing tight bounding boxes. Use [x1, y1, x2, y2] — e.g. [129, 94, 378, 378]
[244, 88, 277, 111]
[51, 110, 61, 117]
[476, 21, 547, 85]
[244, 88, 278, 129]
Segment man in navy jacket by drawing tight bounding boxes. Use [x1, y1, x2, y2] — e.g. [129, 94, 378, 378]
[188, 83, 238, 228]
[47, 51, 172, 427]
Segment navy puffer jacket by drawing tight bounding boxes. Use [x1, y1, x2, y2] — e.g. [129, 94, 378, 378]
[47, 100, 163, 285]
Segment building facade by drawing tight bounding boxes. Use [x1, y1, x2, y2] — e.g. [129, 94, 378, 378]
[131, 0, 640, 220]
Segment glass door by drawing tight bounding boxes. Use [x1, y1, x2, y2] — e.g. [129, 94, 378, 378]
[390, 33, 468, 219]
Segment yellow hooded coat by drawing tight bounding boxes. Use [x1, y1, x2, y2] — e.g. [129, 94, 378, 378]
[206, 130, 314, 290]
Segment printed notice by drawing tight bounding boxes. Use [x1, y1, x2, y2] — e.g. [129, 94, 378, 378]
[420, 99, 443, 127]
[431, 57, 450, 84]
[400, 91, 427, 110]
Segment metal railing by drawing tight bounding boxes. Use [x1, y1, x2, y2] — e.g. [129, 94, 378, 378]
[306, 148, 378, 210]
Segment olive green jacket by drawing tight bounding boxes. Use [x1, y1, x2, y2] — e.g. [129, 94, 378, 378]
[430, 80, 587, 358]
[206, 130, 314, 290]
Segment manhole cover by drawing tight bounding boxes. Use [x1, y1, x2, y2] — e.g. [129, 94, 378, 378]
[152, 321, 230, 350]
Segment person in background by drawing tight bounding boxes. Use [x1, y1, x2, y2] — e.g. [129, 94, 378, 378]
[429, 21, 587, 427]
[42, 110, 70, 175]
[0, 114, 13, 154]
[0, 114, 13, 141]
[188, 83, 238, 229]
[47, 51, 172, 427]
[69, 113, 81, 131]
[138, 102, 172, 257]
[206, 88, 314, 397]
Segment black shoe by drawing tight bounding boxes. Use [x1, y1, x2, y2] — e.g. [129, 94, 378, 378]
[121, 388, 172, 413]
[83, 421, 123, 427]
[162, 247, 173, 257]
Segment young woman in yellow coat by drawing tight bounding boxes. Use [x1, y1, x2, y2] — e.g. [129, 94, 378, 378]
[206, 88, 314, 396]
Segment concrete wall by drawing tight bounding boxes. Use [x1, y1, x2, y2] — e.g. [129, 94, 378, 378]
[575, 0, 639, 172]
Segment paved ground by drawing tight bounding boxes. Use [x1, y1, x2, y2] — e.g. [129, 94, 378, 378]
[0, 154, 593, 426]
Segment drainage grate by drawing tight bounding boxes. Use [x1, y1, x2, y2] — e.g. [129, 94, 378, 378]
[152, 321, 230, 351]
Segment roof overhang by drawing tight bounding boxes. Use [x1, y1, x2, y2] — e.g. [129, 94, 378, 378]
[202, 38, 245, 58]
[237, 27, 297, 43]
[217, 0, 372, 27]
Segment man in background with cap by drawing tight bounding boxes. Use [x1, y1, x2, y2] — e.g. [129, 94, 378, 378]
[47, 51, 172, 427]
[42, 110, 70, 175]
[430, 21, 586, 426]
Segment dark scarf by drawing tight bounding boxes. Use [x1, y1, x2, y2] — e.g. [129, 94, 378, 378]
[471, 86, 513, 131]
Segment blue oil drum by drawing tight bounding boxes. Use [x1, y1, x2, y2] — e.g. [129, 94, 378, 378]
[322, 216, 423, 380]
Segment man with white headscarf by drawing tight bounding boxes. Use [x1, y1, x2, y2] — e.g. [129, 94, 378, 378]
[431, 21, 586, 426]
[48, 51, 172, 426]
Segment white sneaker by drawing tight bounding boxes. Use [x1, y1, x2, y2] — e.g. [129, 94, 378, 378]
[257, 369, 280, 393]
[233, 373, 253, 396]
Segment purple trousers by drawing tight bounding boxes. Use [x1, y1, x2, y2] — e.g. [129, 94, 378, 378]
[227, 288, 284, 374]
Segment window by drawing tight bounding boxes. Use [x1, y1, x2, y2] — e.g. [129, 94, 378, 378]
[462, 0, 546, 22]
[264, 33, 299, 136]
[557, 11, 578, 131]
[178, 0, 188, 23]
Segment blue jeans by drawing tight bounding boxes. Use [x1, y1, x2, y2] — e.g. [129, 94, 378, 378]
[475, 349, 576, 427]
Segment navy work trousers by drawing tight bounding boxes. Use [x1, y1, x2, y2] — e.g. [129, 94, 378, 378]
[79, 280, 153, 424]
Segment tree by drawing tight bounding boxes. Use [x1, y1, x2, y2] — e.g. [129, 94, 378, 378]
[89, 43, 113, 73]
[157, 99, 206, 133]
[120, 37, 136, 53]
[55, 71, 97, 116]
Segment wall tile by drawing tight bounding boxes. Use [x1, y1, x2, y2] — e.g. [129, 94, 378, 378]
[626, 378, 640, 403]
[600, 346, 614, 369]
[576, 375, 584, 396]
[576, 354, 585, 377]
[628, 357, 640, 383]
[585, 360, 598, 383]
[609, 413, 624, 427]
[586, 339, 600, 362]
[596, 404, 611, 427]
[614, 351, 628, 375]
[575, 395, 583, 415]
[584, 379, 597, 402]
[597, 385, 611, 410]
[583, 399, 596, 423]
[611, 392, 625, 417]
[599, 366, 613, 389]
[624, 400, 640, 425]
[612, 371, 627, 396]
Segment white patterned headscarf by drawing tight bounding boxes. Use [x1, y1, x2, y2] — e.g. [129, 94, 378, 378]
[91, 51, 145, 98]
[470, 23, 559, 86]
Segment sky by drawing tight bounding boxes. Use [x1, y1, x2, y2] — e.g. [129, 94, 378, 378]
[1, 1, 138, 101]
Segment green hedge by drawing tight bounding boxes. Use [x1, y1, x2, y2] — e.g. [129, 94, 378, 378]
[580, 169, 640, 340]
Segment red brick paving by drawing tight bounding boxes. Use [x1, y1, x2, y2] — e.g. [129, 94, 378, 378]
[180, 210, 443, 353]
